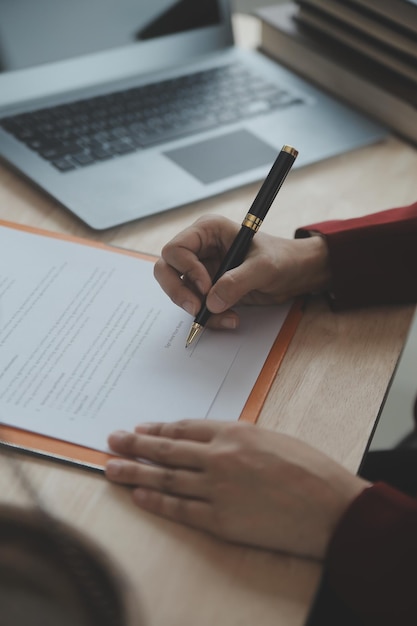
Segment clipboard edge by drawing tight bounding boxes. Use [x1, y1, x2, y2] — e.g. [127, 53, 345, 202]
[239, 297, 303, 423]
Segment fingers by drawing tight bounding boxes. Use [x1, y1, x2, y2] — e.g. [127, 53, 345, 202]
[153, 216, 241, 316]
[106, 420, 234, 497]
[107, 430, 204, 470]
[105, 453, 217, 533]
[105, 419, 227, 533]
[133, 419, 224, 442]
[131, 488, 215, 533]
[106, 458, 208, 499]
[153, 218, 219, 305]
[107, 420, 228, 469]
[153, 255, 210, 316]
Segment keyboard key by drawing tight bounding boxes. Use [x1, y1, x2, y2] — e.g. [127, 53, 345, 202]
[73, 152, 95, 166]
[52, 157, 76, 172]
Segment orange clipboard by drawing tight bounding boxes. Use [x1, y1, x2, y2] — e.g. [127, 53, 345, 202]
[0, 219, 303, 472]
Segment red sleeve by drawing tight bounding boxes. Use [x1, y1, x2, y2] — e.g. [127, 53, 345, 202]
[295, 202, 417, 624]
[295, 201, 417, 310]
[325, 483, 417, 626]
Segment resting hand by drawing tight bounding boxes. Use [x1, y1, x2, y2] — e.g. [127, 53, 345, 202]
[105, 420, 368, 559]
[153, 215, 331, 330]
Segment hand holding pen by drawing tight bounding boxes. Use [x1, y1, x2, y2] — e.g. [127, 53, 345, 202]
[187, 145, 298, 345]
[153, 145, 300, 346]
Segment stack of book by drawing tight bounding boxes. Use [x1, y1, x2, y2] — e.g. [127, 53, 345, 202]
[254, 0, 417, 144]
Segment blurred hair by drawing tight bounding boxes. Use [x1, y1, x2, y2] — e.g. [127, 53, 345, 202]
[0, 505, 141, 626]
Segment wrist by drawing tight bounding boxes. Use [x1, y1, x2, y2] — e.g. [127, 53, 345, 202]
[297, 234, 332, 295]
[319, 471, 371, 559]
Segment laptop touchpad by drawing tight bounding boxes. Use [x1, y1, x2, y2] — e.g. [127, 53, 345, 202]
[164, 130, 278, 185]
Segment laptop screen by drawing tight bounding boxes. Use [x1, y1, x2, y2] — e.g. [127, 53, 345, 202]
[0, 0, 221, 72]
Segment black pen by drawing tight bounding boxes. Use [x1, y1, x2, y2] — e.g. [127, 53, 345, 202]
[185, 144, 298, 348]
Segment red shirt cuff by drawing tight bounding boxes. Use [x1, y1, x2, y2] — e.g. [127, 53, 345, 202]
[295, 201, 417, 310]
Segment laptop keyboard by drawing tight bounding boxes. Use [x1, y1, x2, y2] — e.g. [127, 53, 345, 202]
[0, 63, 304, 173]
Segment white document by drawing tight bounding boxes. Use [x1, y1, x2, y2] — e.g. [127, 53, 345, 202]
[0, 226, 292, 453]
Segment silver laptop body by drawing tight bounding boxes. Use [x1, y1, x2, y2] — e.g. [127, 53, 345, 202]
[0, 0, 387, 230]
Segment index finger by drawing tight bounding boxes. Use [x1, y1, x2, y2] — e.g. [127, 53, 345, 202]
[158, 215, 239, 290]
[153, 256, 205, 316]
[134, 419, 227, 442]
[107, 429, 207, 469]
[153, 223, 216, 307]
[154, 216, 240, 309]
[160, 215, 227, 267]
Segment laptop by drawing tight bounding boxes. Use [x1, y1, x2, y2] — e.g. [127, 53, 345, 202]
[0, 0, 387, 230]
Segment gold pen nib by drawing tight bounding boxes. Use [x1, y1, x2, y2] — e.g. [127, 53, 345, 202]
[185, 322, 204, 348]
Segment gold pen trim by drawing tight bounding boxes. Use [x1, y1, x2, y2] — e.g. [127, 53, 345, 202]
[185, 322, 204, 347]
[242, 213, 263, 232]
[282, 145, 298, 158]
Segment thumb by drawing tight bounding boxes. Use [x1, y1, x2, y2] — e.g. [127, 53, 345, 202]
[206, 266, 250, 313]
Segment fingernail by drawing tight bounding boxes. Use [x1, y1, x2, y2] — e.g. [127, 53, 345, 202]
[182, 301, 195, 316]
[109, 430, 128, 444]
[134, 423, 151, 433]
[220, 316, 237, 329]
[106, 459, 123, 477]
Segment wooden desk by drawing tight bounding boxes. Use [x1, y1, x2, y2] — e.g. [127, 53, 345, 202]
[0, 14, 416, 626]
